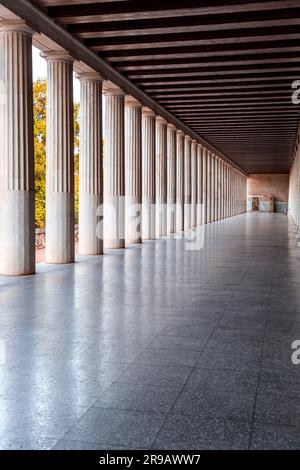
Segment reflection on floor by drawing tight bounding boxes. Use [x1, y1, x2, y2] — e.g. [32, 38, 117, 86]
[1, 212, 300, 449]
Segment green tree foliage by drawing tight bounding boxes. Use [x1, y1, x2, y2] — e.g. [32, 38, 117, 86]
[33, 78, 46, 228]
[74, 102, 80, 224]
[33, 78, 80, 227]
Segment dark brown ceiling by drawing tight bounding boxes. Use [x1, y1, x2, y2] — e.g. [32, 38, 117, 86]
[34, 0, 300, 173]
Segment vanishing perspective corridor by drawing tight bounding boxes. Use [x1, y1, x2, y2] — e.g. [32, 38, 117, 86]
[1, 212, 299, 450]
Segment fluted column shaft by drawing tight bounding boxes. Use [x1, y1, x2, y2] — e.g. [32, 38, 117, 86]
[221, 161, 224, 219]
[141, 107, 156, 240]
[216, 157, 220, 220]
[103, 86, 125, 248]
[207, 151, 211, 223]
[197, 144, 203, 226]
[191, 140, 197, 228]
[229, 168, 233, 217]
[217, 157, 220, 221]
[176, 130, 185, 232]
[43, 51, 74, 264]
[229, 167, 232, 216]
[211, 153, 215, 222]
[221, 160, 224, 219]
[0, 21, 35, 275]
[213, 155, 217, 222]
[202, 148, 207, 224]
[78, 73, 103, 255]
[155, 117, 167, 238]
[226, 164, 229, 218]
[125, 96, 142, 244]
[184, 136, 192, 230]
[167, 124, 177, 234]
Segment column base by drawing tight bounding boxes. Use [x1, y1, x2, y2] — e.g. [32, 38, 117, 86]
[156, 199, 167, 238]
[125, 196, 142, 244]
[167, 201, 176, 234]
[46, 192, 75, 264]
[142, 198, 156, 240]
[176, 200, 184, 232]
[0, 190, 35, 275]
[79, 193, 103, 255]
[104, 195, 125, 249]
[184, 202, 191, 230]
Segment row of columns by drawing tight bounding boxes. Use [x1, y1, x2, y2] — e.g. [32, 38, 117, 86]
[0, 20, 247, 276]
[289, 127, 300, 226]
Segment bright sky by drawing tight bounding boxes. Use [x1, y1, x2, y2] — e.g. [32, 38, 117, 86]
[32, 46, 81, 102]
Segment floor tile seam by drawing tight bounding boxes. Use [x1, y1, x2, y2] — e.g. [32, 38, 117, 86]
[247, 283, 272, 449]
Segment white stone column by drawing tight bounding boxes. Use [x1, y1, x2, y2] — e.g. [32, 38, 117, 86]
[229, 167, 233, 217]
[211, 153, 215, 222]
[214, 156, 218, 221]
[217, 157, 220, 221]
[202, 147, 207, 224]
[155, 116, 167, 238]
[223, 163, 226, 218]
[184, 135, 192, 230]
[225, 163, 229, 219]
[191, 140, 197, 228]
[222, 160, 225, 219]
[226, 164, 229, 218]
[125, 96, 142, 244]
[219, 158, 222, 220]
[167, 123, 176, 234]
[77, 72, 103, 255]
[176, 130, 185, 232]
[221, 160, 224, 220]
[206, 150, 211, 223]
[103, 85, 125, 248]
[0, 21, 35, 275]
[141, 107, 156, 240]
[215, 156, 219, 221]
[43, 51, 75, 264]
[197, 144, 203, 226]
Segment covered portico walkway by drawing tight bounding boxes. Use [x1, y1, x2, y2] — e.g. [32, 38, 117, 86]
[1, 212, 299, 450]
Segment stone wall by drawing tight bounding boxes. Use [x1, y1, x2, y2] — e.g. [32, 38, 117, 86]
[247, 174, 289, 213]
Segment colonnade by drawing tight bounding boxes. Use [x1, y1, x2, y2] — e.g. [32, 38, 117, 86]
[289, 126, 300, 226]
[0, 20, 247, 275]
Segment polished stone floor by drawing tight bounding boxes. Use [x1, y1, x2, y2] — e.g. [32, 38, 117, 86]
[1, 212, 300, 450]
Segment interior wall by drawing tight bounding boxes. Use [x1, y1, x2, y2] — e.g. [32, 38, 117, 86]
[247, 174, 289, 213]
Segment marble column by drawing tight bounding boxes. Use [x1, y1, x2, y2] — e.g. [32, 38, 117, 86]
[77, 72, 103, 255]
[141, 107, 156, 240]
[103, 85, 125, 248]
[219, 159, 222, 220]
[226, 164, 229, 218]
[217, 157, 221, 221]
[191, 140, 197, 228]
[210, 153, 215, 222]
[155, 116, 167, 238]
[206, 150, 211, 223]
[202, 147, 207, 224]
[125, 96, 142, 244]
[167, 123, 177, 234]
[176, 130, 185, 232]
[217, 156, 220, 220]
[218, 159, 221, 220]
[0, 21, 35, 275]
[234, 171, 237, 215]
[223, 163, 226, 219]
[184, 135, 192, 230]
[221, 160, 224, 220]
[197, 144, 203, 226]
[43, 51, 75, 264]
[229, 168, 233, 217]
[214, 156, 218, 221]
